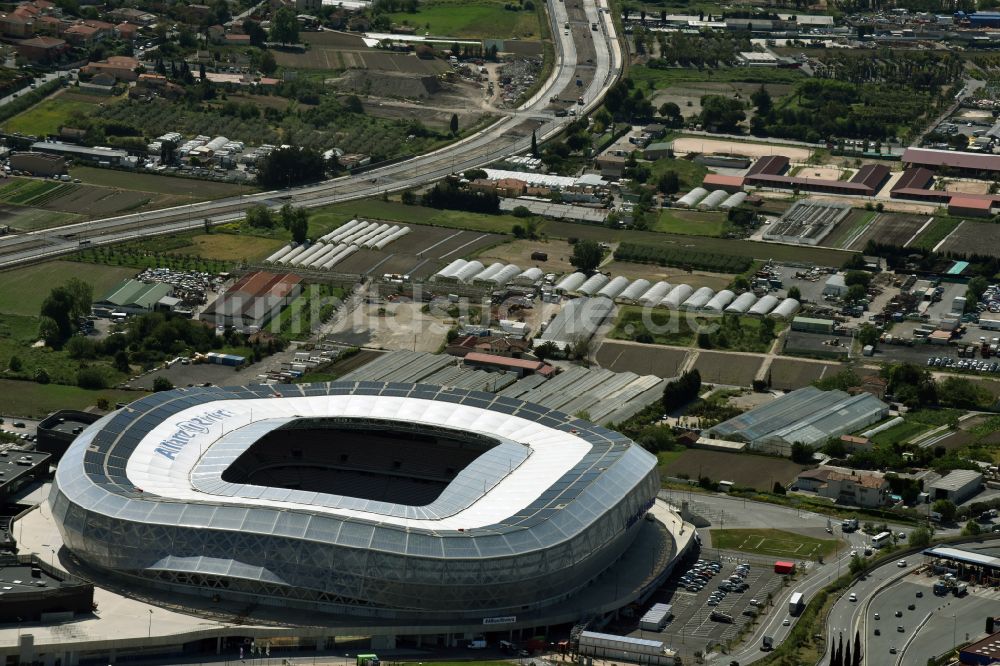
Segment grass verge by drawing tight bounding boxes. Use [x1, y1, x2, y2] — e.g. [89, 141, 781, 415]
[710, 528, 842, 560]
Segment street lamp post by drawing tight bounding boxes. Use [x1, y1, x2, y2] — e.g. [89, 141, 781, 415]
[148, 609, 153, 638]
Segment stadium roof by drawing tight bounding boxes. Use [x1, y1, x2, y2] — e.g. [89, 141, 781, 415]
[59, 382, 657, 552]
[706, 386, 889, 447]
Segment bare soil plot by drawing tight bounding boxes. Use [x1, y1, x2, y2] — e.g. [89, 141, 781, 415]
[767, 358, 842, 390]
[41, 185, 151, 216]
[652, 82, 793, 118]
[847, 213, 929, 251]
[941, 179, 990, 194]
[596, 340, 689, 378]
[692, 351, 763, 386]
[791, 165, 845, 180]
[475, 238, 575, 274]
[302, 31, 368, 47]
[662, 449, 810, 490]
[937, 220, 1000, 258]
[326, 301, 449, 351]
[323, 224, 503, 278]
[672, 137, 811, 161]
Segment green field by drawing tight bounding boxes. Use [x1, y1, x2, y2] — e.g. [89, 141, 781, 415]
[0, 378, 138, 418]
[870, 420, 930, 447]
[68, 166, 255, 198]
[0, 260, 135, 316]
[309, 200, 529, 236]
[0, 205, 80, 231]
[3, 94, 104, 136]
[653, 210, 728, 236]
[710, 528, 841, 560]
[911, 216, 961, 251]
[610, 307, 782, 352]
[388, 0, 542, 39]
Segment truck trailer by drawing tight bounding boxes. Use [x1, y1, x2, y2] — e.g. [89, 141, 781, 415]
[789, 592, 804, 616]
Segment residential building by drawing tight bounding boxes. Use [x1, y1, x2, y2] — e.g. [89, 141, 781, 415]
[819, 469, 890, 507]
[63, 22, 100, 44]
[13, 35, 67, 63]
[0, 12, 34, 37]
[114, 22, 139, 41]
[81, 55, 138, 81]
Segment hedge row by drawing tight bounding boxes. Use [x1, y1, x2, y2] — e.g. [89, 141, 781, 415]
[614, 241, 752, 274]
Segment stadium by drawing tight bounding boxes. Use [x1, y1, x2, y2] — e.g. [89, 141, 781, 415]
[50, 381, 672, 624]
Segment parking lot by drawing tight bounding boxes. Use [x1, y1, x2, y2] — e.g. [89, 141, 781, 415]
[623, 556, 784, 659]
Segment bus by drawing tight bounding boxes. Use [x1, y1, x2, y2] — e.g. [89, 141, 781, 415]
[872, 531, 892, 549]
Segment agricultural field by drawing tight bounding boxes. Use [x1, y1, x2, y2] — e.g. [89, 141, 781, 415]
[0, 379, 137, 418]
[0, 204, 79, 231]
[935, 219, 1000, 257]
[629, 65, 807, 91]
[542, 220, 855, 266]
[387, 0, 543, 39]
[709, 528, 841, 560]
[692, 350, 764, 386]
[69, 166, 254, 199]
[3, 91, 109, 137]
[474, 238, 575, 274]
[823, 209, 875, 249]
[0, 260, 134, 317]
[909, 216, 962, 252]
[652, 210, 728, 236]
[843, 212, 929, 251]
[309, 200, 528, 235]
[661, 448, 811, 492]
[767, 358, 843, 391]
[609, 308, 782, 354]
[596, 340, 689, 377]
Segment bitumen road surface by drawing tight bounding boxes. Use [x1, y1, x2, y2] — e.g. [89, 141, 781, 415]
[0, 0, 622, 270]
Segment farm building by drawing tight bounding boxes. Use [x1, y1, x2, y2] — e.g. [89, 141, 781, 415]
[676, 187, 708, 208]
[745, 157, 889, 196]
[698, 189, 729, 210]
[682, 286, 715, 310]
[763, 200, 851, 246]
[578, 273, 611, 296]
[706, 386, 889, 455]
[463, 352, 555, 379]
[902, 147, 1000, 177]
[555, 272, 587, 293]
[618, 279, 652, 302]
[702, 173, 745, 193]
[928, 469, 983, 504]
[534, 297, 615, 351]
[822, 274, 849, 298]
[597, 276, 630, 300]
[725, 292, 758, 314]
[9, 152, 65, 177]
[949, 196, 994, 217]
[31, 141, 132, 167]
[93, 279, 173, 317]
[200, 271, 302, 332]
[639, 281, 673, 305]
[791, 317, 835, 334]
[748, 294, 779, 315]
[662, 284, 694, 309]
[771, 298, 801, 320]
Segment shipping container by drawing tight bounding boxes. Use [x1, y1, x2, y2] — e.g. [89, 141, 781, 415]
[774, 561, 795, 575]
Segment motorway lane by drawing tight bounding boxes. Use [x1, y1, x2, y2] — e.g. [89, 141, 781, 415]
[0, 0, 622, 270]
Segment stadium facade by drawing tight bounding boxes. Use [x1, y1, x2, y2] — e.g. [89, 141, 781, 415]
[50, 382, 661, 621]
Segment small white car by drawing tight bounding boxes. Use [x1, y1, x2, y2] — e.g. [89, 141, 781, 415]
[849, 593, 857, 602]
[897, 560, 907, 568]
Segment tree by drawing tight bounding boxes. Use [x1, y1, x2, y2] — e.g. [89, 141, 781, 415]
[657, 170, 680, 195]
[932, 498, 957, 523]
[534, 340, 559, 361]
[658, 101, 682, 127]
[853, 630, 862, 666]
[662, 369, 701, 412]
[256, 146, 328, 188]
[246, 204, 276, 228]
[449, 113, 459, 135]
[260, 50, 277, 76]
[963, 520, 982, 536]
[857, 323, 878, 348]
[114, 350, 131, 373]
[570, 239, 602, 274]
[790, 442, 813, 464]
[844, 270, 872, 288]
[199, 62, 206, 81]
[289, 214, 309, 244]
[8, 355, 21, 372]
[531, 130, 538, 157]
[76, 367, 108, 389]
[772, 481, 786, 495]
[39, 285, 84, 347]
[699, 95, 745, 133]
[66, 336, 97, 359]
[243, 18, 267, 46]
[787, 286, 801, 301]
[751, 84, 772, 114]
[153, 376, 174, 392]
[908, 525, 932, 548]
[846, 283, 867, 303]
[34, 367, 50, 384]
[269, 6, 300, 44]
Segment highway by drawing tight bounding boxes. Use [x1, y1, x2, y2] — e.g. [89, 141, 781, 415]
[0, 0, 623, 270]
